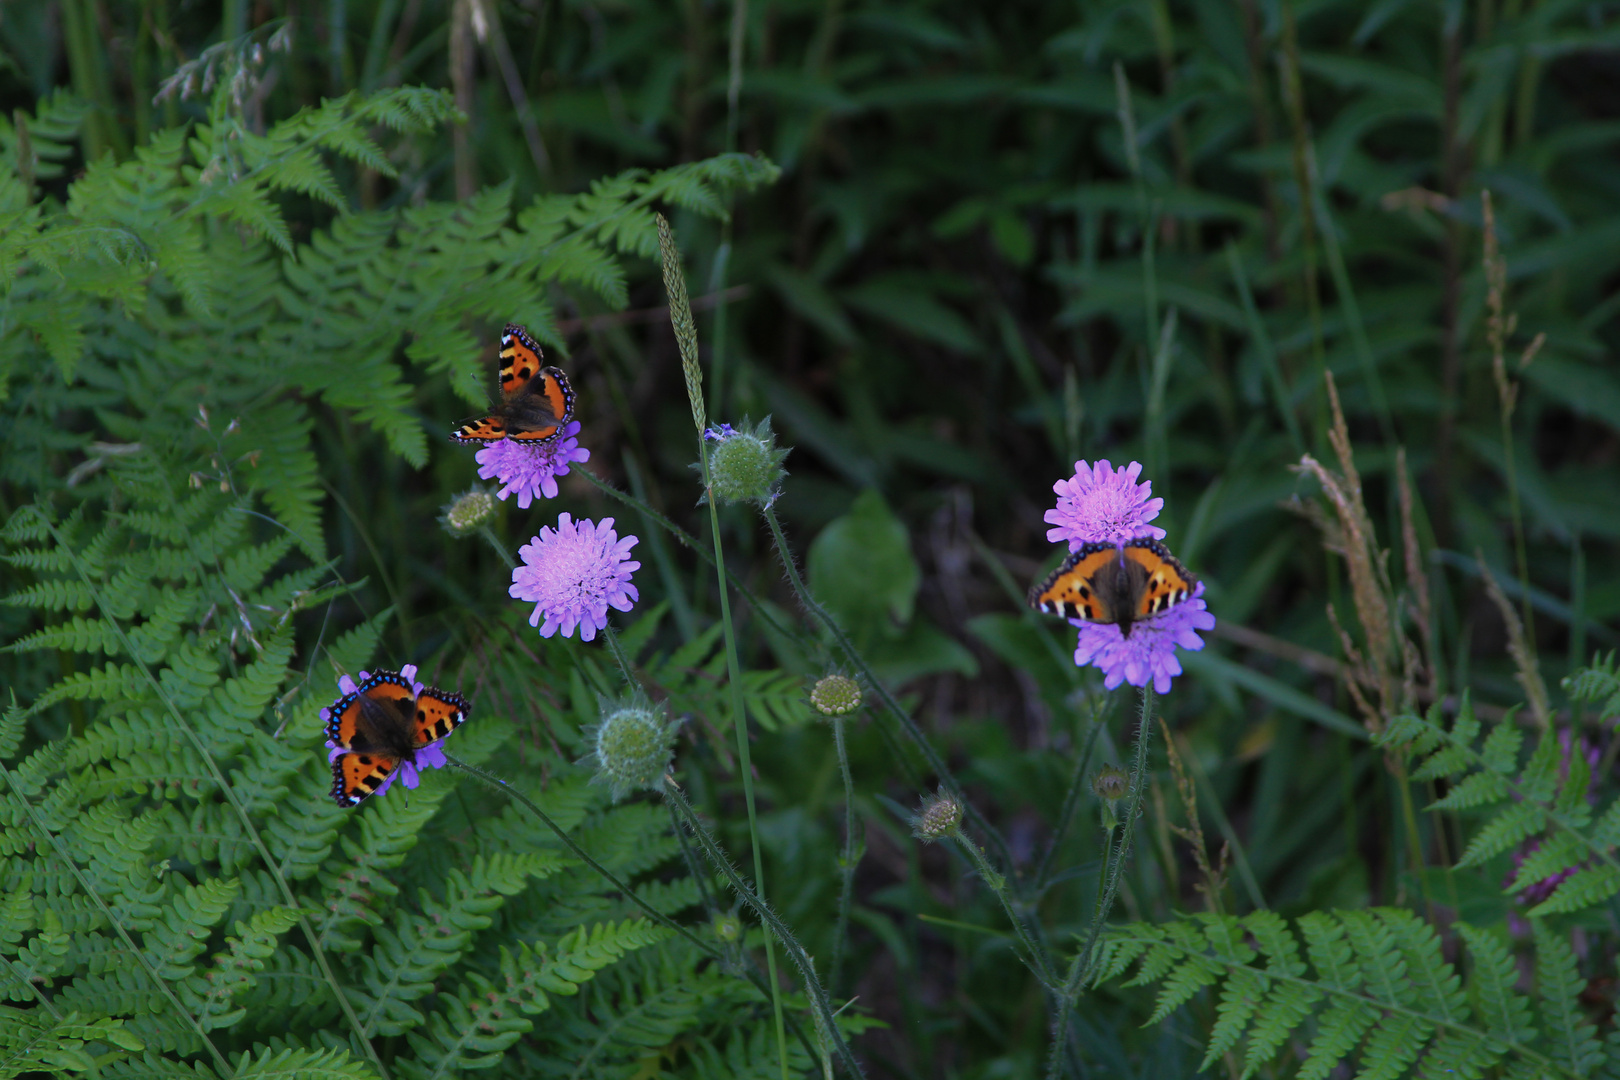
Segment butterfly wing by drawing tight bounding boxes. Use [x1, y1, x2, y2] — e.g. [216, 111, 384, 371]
[505, 366, 575, 442]
[1121, 539, 1198, 618]
[450, 416, 509, 444]
[325, 670, 417, 750]
[411, 685, 471, 747]
[499, 323, 548, 398]
[1029, 542, 1126, 622]
[330, 751, 401, 806]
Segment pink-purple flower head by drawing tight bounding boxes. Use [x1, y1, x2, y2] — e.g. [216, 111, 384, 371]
[510, 513, 640, 642]
[1071, 582, 1215, 694]
[1046, 459, 1165, 550]
[476, 421, 590, 508]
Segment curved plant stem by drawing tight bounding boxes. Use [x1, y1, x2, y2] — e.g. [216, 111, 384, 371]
[759, 503, 1017, 873]
[1035, 714, 1106, 893]
[475, 524, 514, 568]
[601, 623, 637, 689]
[828, 714, 860, 996]
[1045, 686, 1156, 1080]
[664, 777, 867, 1079]
[576, 465, 813, 652]
[949, 827, 1059, 991]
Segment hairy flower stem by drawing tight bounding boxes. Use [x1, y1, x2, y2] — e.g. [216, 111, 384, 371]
[577, 465, 814, 653]
[828, 715, 860, 996]
[659, 213, 790, 1080]
[477, 524, 514, 568]
[601, 622, 637, 689]
[1045, 687, 1156, 1080]
[760, 503, 1019, 875]
[664, 778, 868, 1079]
[951, 828, 1059, 992]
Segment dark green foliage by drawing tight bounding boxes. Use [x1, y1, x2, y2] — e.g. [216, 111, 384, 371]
[1380, 697, 1620, 916]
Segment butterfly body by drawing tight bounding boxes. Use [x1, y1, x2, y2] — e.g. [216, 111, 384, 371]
[1029, 538, 1197, 639]
[450, 323, 575, 445]
[325, 670, 470, 806]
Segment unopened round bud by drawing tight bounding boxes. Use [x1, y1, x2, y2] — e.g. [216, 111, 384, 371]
[589, 698, 677, 800]
[699, 417, 790, 506]
[1091, 764, 1129, 804]
[810, 674, 861, 717]
[441, 488, 496, 537]
[712, 911, 742, 943]
[911, 791, 963, 843]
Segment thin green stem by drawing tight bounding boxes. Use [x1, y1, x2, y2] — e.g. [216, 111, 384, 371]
[476, 525, 515, 568]
[828, 715, 861, 996]
[950, 829, 1059, 992]
[760, 504, 1018, 874]
[1046, 688, 1156, 1080]
[577, 465, 813, 652]
[659, 213, 790, 1080]
[664, 778, 867, 1079]
[601, 623, 638, 689]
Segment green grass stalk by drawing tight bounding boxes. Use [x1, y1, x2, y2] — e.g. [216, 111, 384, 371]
[828, 714, 861, 997]
[658, 213, 790, 1080]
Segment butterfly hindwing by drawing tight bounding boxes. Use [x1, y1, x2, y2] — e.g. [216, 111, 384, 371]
[330, 751, 399, 807]
[411, 687, 471, 746]
[449, 416, 509, 445]
[1029, 542, 1124, 622]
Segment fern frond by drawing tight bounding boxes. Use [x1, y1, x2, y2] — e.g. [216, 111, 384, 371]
[229, 1044, 373, 1080]
[0, 1007, 144, 1076]
[1563, 652, 1620, 720]
[188, 907, 304, 1033]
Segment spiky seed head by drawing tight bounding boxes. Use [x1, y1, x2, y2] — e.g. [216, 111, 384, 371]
[698, 417, 790, 506]
[587, 696, 677, 800]
[441, 487, 496, 537]
[810, 674, 861, 717]
[1091, 764, 1129, 804]
[911, 790, 963, 843]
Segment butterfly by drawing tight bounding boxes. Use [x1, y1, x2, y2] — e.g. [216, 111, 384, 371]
[1028, 538, 1198, 639]
[450, 322, 576, 445]
[325, 669, 471, 806]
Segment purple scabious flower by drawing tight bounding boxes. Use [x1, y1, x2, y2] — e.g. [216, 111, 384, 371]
[320, 664, 449, 800]
[1071, 583, 1215, 694]
[1046, 459, 1166, 550]
[475, 421, 590, 508]
[703, 423, 737, 442]
[510, 514, 640, 642]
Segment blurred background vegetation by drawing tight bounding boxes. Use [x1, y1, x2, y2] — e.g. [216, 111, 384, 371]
[4, 0, 1620, 1074]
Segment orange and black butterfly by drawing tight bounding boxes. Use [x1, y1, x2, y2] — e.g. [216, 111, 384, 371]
[1028, 539, 1198, 639]
[325, 669, 470, 806]
[450, 323, 575, 445]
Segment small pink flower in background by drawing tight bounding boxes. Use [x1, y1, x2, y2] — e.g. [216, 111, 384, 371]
[1072, 583, 1215, 694]
[1045, 459, 1165, 550]
[476, 421, 590, 508]
[510, 513, 640, 642]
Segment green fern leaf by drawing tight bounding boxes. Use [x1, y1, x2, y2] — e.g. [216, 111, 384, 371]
[145, 878, 239, 980]
[1527, 864, 1620, 916]
[1455, 922, 1537, 1045]
[1531, 921, 1603, 1074]
[230, 1044, 373, 1080]
[1456, 802, 1542, 867]
[189, 906, 304, 1032]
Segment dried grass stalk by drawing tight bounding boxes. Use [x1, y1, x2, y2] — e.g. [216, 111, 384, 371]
[1475, 551, 1552, 728]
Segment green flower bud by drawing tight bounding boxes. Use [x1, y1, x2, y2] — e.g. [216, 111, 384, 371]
[911, 790, 963, 843]
[712, 910, 742, 943]
[440, 487, 496, 537]
[1091, 764, 1129, 804]
[586, 695, 678, 800]
[810, 674, 861, 717]
[698, 417, 790, 506]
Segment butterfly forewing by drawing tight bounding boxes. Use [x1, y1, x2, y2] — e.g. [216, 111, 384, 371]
[1029, 543, 1122, 622]
[412, 688, 470, 745]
